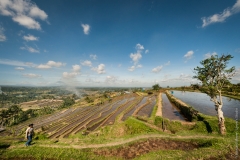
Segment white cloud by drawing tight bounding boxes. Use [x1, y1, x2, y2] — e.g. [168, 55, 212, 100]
[130, 52, 142, 65]
[37, 61, 66, 69]
[47, 61, 65, 67]
[0, 0, 48, 30]
[0, 26, 6, 41]
[0, 59, 33, 67]
[136, 43, 144, 50]
[62, 72, 78, 79]
[29, 6, 48, 20]
[201, 0, 240, 27]
[20, 45, 39, 53]
[204, 52, 217, 59]
[152, 65, 163, 73]
[184, 50, 194, 60]
[128, 43, 145, 71]
[90, 54, 97, 60]
[128, 66, 135, 72]
[81, 24, 90, 35]
[145, 49, 149, 54]
[128, 65, 142, 71]
[23, 34, 38, 41]
[92, 64, 105, 74]
[81, 60, 92, 67]
[15, 67, 25, 70]
[72, 65, 81, 72]
[36, 64, 51, 69]
[13, 15, 41, 30]
[62, 65, 81, 79]
[23, 73, 41, 78]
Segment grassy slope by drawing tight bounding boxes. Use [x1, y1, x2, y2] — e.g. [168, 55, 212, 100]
[0, 91, 239, 160]
[0, 115, 239, 160]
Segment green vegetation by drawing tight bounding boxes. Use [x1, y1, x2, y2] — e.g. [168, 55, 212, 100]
[152, 84, 161, 91]
[60, 97, 75, 108]
[0, 112, 238, 159]
[0, 105, 54, 127]
[0, 87, 240, 159]
[194, 54, 235, 135]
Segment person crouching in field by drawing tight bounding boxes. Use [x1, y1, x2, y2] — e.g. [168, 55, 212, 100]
[25, 124, 34, 146]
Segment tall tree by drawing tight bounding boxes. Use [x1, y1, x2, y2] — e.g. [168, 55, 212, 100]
[193, 54, 235, 135]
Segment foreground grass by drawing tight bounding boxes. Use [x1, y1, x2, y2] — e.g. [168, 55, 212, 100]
[1, 114, 239, 160]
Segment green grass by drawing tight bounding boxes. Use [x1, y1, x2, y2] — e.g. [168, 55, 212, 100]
[1, 112, 239, 159]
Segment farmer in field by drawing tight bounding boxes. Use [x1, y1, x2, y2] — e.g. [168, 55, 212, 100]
[25, 124, 34, 146]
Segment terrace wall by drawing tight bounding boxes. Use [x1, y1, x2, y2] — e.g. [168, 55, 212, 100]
[165, 91, 201, 121]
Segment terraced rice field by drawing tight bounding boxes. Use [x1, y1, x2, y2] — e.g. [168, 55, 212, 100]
[12, 93, 157, 138]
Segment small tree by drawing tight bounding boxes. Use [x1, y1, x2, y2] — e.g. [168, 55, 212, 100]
[152, 84, 160, 91]
[193, 54, 235, 135]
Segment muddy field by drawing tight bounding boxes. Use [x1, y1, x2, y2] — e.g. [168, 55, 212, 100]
[94, 138, 200, 159]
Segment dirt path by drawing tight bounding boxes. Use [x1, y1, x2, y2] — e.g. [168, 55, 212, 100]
[39, 134, 219, 150]
[155, 92, 162, 116]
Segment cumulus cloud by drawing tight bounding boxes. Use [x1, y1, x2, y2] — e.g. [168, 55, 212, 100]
[152, 65, 163, 73]
[23, 34, 38, 41]
[37, 61, 66, 69]
[81, 60, 92, 67]
[145, 49, 149, 54]
[135, 43, 144, 50]
[20, 45, 39, 53]
[90, 54, 97, 60]
[81, 23, 90, 35]
[184, 50, 194, 60]
[92, 64, 105, 74]
[62, 65, 81, 79]
[0, 26, 6, 41]
[0, 0, 48, 30]
[15, 67, 25, 71]
[128, 65, 142, 72]
[23, 73, 41, 78]
[201, 0, 240, 27]
[130, 52, 142, 65]
[204, 52, 217, 59]
[128, 66, 136, 72]
[72, 65, 81, 72]
[62, 72, 78, 79]
[128, 43, 145, 71]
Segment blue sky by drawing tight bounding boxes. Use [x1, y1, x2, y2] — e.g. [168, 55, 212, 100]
[0, 0, 240, 87]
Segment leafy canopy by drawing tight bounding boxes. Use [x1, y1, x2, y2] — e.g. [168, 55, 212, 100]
[193, 54, 235, 99]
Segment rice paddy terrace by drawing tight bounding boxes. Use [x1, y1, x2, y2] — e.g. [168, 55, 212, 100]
[11, 93, 159, 138]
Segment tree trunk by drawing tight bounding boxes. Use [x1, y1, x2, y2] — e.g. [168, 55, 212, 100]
[216, 104, 226, 135]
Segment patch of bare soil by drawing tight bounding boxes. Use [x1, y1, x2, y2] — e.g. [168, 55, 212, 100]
[94, 138, 199, 159]
[205, 149, 240, 160]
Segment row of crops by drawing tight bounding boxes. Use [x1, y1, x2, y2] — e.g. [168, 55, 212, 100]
[13, 93, 157, 138]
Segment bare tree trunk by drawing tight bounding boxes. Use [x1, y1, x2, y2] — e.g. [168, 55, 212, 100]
[216, 104, 226, 135]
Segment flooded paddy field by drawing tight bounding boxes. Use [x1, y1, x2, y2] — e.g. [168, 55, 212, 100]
[171, 91, 240, 119]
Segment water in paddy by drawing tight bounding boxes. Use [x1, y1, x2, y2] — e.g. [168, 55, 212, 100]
[162, 93, 186, 121]
[171, 91, 240, 119]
